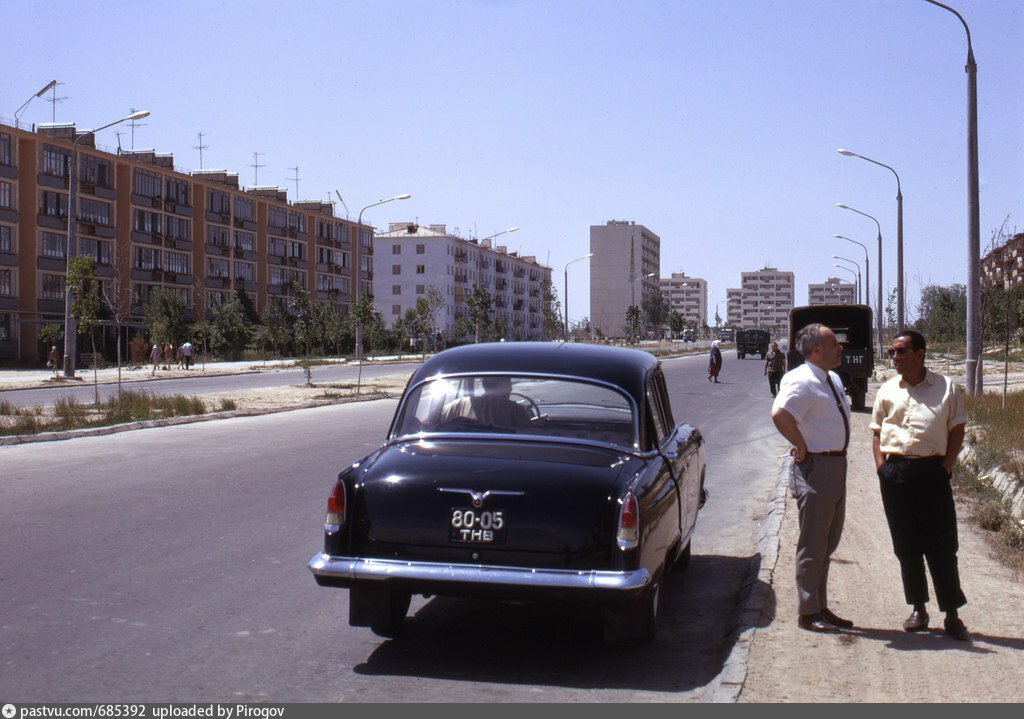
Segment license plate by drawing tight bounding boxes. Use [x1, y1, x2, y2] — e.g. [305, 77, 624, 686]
[449, 508, 507, 544]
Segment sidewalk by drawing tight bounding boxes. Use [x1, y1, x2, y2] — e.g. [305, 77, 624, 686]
[740, 385, 1024, 702]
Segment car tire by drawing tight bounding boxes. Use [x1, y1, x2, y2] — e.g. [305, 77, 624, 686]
[603, 570, 663, 646]
[369, 591, 412, 638]
[738, 353, 744, 360]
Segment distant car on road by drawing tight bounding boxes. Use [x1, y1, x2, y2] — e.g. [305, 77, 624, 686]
[718, 328, 735, 342]
[308, 342, 708, 645]
[681, 329, 696, 342]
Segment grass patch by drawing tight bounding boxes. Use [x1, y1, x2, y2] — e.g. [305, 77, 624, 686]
[219, 398, 237, 411]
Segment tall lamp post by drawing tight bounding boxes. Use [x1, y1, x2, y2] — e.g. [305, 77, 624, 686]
[833, 234, 870, 308]
[564, 252, 593, 341]
[838, 202, 884, 358]
[832, 255, 862, 303]
[832, 265, 858, 304]
[837, 148, 904, 328]
[924, 0, 981, 395]
[63, 110, 151, 378]
[14, 80, 57, 128]
[714, 299, 725, 336]
[354, 194, 411, 361]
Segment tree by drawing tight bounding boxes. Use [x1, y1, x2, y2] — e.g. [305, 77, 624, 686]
[539, 281, 562, 340]
[625, 305, 642, 344]
[256, 298, 291, 361]
[424, 286, 445, 350]
[67, 256, 103, 403]
[668, 311, 685, 339]
[144, 287, 187, 347]
[467, 284, 493, 343]
[210, 295, 250, 360]
[642, 292, 670, 338]
[917, 283, 967, 350]
[100, 234, 133, 396]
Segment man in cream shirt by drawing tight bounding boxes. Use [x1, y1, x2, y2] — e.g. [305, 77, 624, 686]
[772, 323, 853, 633]
[871, 329, 970, 641]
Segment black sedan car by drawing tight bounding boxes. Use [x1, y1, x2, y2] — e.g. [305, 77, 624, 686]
[308, 342, 707, 644]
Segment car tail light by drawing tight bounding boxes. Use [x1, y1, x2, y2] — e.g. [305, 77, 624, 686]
[616, 492, 639, 549]
[325, 481, 346, 531]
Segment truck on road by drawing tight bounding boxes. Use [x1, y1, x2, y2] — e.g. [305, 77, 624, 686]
[787, 304, 874, 411]
[736, 329, 770, 359]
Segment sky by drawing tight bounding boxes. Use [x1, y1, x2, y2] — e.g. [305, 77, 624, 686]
[4, 0, 1022, 327]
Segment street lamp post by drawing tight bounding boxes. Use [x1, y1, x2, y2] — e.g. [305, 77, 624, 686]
[832, 265, 858, 304]
[838, 203, 884, 359]
[837, 148, 904, 327]
[564, 252, 593, 341]
[833, 234, 870, 308]
[924, 0, 981, 395]
[832, 255, 862, 303]
[63, 110, 151, 378]
[14, 80, 57, 129]
[714, 299, 725, 336]
[354, 194, 411, 362]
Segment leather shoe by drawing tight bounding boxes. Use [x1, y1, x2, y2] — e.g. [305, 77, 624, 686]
[903, 609, 929, 632]
[944, 615, 971, 642]
[821, 608, 854, 629]
[798, 613, 839, 633]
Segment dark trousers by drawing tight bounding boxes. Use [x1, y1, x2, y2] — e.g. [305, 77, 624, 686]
[791, 454, 847, 615]
[878, 456, 967, 612]
[768, 371, 784, 397]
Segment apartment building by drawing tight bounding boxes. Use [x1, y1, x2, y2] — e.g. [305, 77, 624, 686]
[981, 232, 1024, 289]
[808, 276, 856, 305]
[0, 120, 367, 365]
[728, 266, 794, 335]
[589, 220, 660, 338]
[372, 222, 551, 340]
[659, 272, 707, 331]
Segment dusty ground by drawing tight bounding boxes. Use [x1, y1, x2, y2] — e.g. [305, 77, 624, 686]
[741, 386, 1024, 703]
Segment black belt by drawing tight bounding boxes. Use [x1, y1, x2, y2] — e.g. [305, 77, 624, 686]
[885, 454, 943, 463]
[808, 450, 847, 457]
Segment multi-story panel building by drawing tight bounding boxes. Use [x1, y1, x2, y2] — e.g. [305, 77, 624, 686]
[981, 232, 1024, 289]
[589, 220, 660, 338]
[659, 272, 707, 332]
[372, 222, 551, 341]
[808, 276, 856, 305]
[726, 288, 742, 327]
[732, 266, 794, 336]
[0, 120, 367, 366]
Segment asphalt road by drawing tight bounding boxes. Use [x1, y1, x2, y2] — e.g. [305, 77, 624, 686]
[0, 349, 785, 702]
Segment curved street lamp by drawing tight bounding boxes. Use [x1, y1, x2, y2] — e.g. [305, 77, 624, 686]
[832, 254, 862, 303]
[923, 0, 981, 394]
[837, 148, 903, 327]
[837, 202, 884, 358]
[63, 109, 151, 377]
[14, 80, 57, 128]
[832, 265, 858, 304]
[833, 234, 870, 310]
[353, 194, 411, 361]
[563, 252, 593, 341]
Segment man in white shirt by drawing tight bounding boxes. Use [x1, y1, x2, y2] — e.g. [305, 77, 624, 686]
[871, 329, 969, 641]
[771, 323, 853, 633]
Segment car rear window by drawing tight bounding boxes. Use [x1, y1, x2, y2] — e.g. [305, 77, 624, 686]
[392, 375, 636, 448]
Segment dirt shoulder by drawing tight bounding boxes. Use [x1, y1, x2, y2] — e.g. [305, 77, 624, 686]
[740, 383, 1024, 703]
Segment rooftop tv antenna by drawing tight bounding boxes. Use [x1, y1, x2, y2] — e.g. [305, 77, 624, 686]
[45, 82, 68, 123]
[249, 152, 266, 186]
[288, 166, 300, 199]
[192, 132, 209, 169]
[128, 107, 148, 149]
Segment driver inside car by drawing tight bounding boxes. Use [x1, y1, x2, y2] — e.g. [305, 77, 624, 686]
[440, 376, 532, 428]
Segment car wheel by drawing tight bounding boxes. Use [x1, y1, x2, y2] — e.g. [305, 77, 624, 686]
[603, 571, 663, 646]
[349, 586, 412, 637]
[370, 591, 412, 638]
[738, 353, 744, 359]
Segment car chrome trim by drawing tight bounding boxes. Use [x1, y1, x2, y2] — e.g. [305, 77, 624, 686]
[386, 432, 645, 457]
[308, 553, 651, 591]
[438, 488, 526, 504]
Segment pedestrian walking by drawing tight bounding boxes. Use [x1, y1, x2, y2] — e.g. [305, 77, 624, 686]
[176, 344, 185, 370]
[770, 323, 853, 633]
[162, 342, 173, 370]
[708, 340, 723, 383]
[150, 343, 161, 376]
[182, 340, 193, 370]
[47, 345, 60, 376]
[870, 330, 970, 641]
[764, 341, 787, 397]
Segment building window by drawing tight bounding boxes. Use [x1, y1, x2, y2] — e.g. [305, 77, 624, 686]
[165, 178, 190, 205]
[234, 231, 254, 252]
[359, 228, 372, 248]
[207, 225, 228, 248]
[235, 262, 254, 281]
[78, 198, 111, 225]
[0, 181, 11, 209]
[80, 238, 111, 265]
[41, 272, 65, 299]
[416, 244, 425, 255]
[0, 225, 12, 252]
[269, 238, 286, 257]
[134, 209, 161, 234]
[166, 216, 190, 241]
[134, 246, 160, 270]
[207, 257, 229, 278]
[207, 290, 231, 310]
[268, 205, 287, 230]
[41, 190, 69, 218]
[392, 304, 401, 315]
[316, 246, 331, 264]
[133, 169, 162, 198]
[164, 251, 189, 275]
[208, 188, 230, 215]
[392, 264, 401, 275]
[41, 231, 66, 259]
[0, 133, 11, 166]
[80, 155, 112, 188]
[0, 269, 13, 296]
[233, 196, 255, 221]
[288, 241, 305, 260]
[335, 250, 349, 268]
[360, 256, 372, 273]
[42, 146, 69, 177]
[392, 244, 401, 255]
[416, 265, 425, 274]
[416, 285, 425, 295]
[317, 218, 333, 240]
[392, 285, 401, 295]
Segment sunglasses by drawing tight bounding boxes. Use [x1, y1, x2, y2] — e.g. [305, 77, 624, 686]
[887, 347, 915, 357]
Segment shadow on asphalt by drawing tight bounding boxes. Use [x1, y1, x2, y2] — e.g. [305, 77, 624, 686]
[352, 553, 774, 693]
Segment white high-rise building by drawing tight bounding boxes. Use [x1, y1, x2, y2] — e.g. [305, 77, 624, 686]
[589, 220, 660, 338]
[660, 273, 708, 332]
[731, 266, 794, 336]
[809, 276, 856, 305]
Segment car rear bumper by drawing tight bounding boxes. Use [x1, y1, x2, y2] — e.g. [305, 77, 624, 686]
[307, 553, 651, 594]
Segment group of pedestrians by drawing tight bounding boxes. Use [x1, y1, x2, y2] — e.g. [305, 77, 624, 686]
[769, 325, 970, 641]
[706, 338, 787, 395]
[150, 340, 193, 375]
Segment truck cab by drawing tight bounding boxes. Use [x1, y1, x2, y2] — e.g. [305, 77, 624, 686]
[736, 329, 770, 359]
[786, 304, 874, 410]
